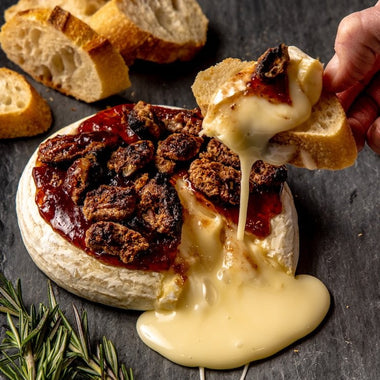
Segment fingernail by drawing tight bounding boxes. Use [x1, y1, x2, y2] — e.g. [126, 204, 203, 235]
[366, 120, 380, 155]
[323, 54, 340, 90]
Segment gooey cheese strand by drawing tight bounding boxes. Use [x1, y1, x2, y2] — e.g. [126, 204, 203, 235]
[201, 46, 323, 240]
[137, 47, 329, 371]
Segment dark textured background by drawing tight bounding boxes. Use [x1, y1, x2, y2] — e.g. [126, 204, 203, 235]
[0, 0, 379, 379]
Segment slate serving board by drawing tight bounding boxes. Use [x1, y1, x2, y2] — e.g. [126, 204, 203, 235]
[0, 0, 379, 379]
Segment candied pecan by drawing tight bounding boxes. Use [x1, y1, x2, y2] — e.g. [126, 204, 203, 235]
[138, 175, 182, 235]
[38, 131, 120, 165]
[108, 140, 155, 177]
[85, 221, 149, 264]
[83, 184, 136, 222]
[154, 155, 176, 174]
[189, 158, 241, 205]
[163, 109, 203, 135]
[255, 43, 289, 81]
[62, 154, 98, 204]
[250, 161, 287, 190]
[157, 133, 203, 161]
[201, 139, 240, 169]
[189, 157, 287, 206]
[128, 101, 164, 139]
[133, 172, 150, 193]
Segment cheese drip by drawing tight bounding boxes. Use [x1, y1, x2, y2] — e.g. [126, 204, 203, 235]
[137, 180, 330, 369]
[201, 46, 323, 240]
[137, 47, 328, 370]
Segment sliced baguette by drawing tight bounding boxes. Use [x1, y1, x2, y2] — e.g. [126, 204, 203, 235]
[0, 67, 52, 139]
[0, 6, 131, 103]
[88, 0, 208, 64]
[4, 0, 108, 23]
[192, 58, 358, 170]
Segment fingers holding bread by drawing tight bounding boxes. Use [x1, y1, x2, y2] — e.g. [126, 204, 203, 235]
[0, 67, 52, 139]
[191, 48, 358, 170]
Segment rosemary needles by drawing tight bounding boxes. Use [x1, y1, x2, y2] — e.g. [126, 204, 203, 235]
[0, 273, 134, 380]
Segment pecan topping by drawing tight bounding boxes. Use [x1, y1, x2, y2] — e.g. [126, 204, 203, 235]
[83, 185, 136, 222]
[33, 102, 286, 270]
[189, 158, 241, 205]
[138, 175, 182, 236]
[189, 140, 287, 206]
[37, 131, 119, 165]
[255, 43, 290, 81]
[62, 154, 98, 204]
[85, 221, 149, 264]
[128, 101, 164, 139]
[157, 133, 203, 161]
[108, 140, 155, 177]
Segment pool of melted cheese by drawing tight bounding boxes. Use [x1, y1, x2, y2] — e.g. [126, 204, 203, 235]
[137, 46, 330, 370]
[137, 180, 330, 369]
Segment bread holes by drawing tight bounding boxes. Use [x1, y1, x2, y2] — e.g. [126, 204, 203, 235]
[0, 7, 130, 102]
[51, 53, 64, 75]
[29, 28, 41, 45]
[37, 65, 53, 83]
[16, 100, 26, 109]
[1, 96, 12, 107]
[171, 0, 181, 11]
[60, 46, 77, 73]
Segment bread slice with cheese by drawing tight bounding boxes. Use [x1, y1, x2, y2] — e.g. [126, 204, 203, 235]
[4, 0, 108, 23]
[0, 67, 52, 139]
[88, 0, 208, 64]
[0, 6, 131, 103]
[192, 55, 358, 170]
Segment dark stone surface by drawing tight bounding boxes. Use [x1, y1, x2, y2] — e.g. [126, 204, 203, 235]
[0, 0, 379, 379]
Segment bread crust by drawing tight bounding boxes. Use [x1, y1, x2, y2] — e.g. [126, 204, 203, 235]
[16, 110, 298, 311]
[270, 92, 358, 169]
[0, 7, 130, 102]
[0, 68, 52, 139]
[192, 57, 358, 170]
[5, 0, 108, 23]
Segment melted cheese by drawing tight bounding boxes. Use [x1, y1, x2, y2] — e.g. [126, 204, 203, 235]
[201, 46, 323, 239]
[137, 180, 330, 369]
[137, 47, 329, 370]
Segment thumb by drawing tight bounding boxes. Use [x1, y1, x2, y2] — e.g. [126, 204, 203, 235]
[324, 4, 380, 92]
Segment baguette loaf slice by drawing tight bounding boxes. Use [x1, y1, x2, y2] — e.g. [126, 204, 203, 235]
[192, 58, 358, 170]
[0, 67, 52, 139]
[4, 0, 108, 23]
[0, 6, 131, 103]
[88, 0, 208, 64]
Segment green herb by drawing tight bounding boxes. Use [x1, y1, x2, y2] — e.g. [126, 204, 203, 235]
[0, 273, 134, 380]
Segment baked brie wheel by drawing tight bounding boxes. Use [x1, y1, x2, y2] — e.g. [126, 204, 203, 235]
[16, 102, 298, 311]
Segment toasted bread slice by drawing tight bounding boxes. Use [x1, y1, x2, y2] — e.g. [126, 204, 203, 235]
[4, 0, 108, 23]
[88, 0, 208, 64]
[0, 67, 52, 139]
[0, 6, 131, 103]
[192, 58, 357, 170]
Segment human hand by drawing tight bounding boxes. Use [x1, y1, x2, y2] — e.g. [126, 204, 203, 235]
[324, 1, 380, 154]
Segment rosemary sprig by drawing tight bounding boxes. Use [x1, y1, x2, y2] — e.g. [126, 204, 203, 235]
[0, 273, 134, 380]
